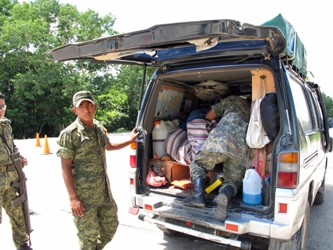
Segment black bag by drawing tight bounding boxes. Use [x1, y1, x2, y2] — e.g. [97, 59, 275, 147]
[260, 93, 280, 141]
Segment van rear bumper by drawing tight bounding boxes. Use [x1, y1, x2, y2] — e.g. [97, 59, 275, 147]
[139, 213, 252, 249]
[136, 194, 293, 241]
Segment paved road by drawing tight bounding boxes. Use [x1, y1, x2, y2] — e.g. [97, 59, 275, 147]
[1, 135, 333, 249]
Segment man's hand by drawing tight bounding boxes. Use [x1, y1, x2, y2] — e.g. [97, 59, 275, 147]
[70, 197, 85, 217]
[130, 127, 140, 141]
[20, 155, 28, 167]
[205, 109, 217, 121]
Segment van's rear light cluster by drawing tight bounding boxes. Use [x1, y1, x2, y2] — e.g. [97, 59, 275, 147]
[130, 141, 137, 168]
[277, 151, 298, 188]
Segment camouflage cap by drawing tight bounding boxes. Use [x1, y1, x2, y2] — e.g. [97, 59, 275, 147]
[73, 90, 94, 107]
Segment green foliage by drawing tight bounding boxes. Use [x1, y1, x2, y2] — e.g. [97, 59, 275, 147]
[0, 0, 118, 138]
[0, 0, 152, 138]
[94, 65, 154, 132]
[322, 92, 333, 119]
[116, 127, 128, 132]
[0, 0, 17, 28]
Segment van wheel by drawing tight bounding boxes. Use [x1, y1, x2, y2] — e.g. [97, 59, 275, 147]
[268, 202, 310, 250]
[314, 177, 325, 205]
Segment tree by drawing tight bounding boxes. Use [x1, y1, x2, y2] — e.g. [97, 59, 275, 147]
[322, 93, 333, 128]
[0, 0, 118, 138]
[95, 65, 154, 132]
[322, 92, 333, 124]
[0, 0, 17, 27]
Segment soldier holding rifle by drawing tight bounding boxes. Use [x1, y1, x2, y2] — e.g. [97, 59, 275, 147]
[0, 92, 32, 250]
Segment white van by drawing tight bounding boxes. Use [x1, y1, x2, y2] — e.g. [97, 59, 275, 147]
[49, 14, 332, 250]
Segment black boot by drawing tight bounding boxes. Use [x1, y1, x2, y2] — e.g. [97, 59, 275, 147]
[17, 243, 33, 250]
[182, 177, 206, 207]
[214, 185, 235, 221]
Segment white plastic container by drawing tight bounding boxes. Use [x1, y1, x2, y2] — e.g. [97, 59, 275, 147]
[152, 120, 177, 159]
[242, 167, 262, 205]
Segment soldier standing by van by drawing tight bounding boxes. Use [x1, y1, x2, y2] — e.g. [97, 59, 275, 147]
[0, 93, 32, 250]
[183, 95, 251, 221]
[56, 90, 139, 250]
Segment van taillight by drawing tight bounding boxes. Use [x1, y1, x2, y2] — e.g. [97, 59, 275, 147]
[277, 151, 298, 188]
[130, 142, 137, 168]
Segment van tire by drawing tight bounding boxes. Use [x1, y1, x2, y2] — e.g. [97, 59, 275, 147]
[314, 177, 325, 205]
[268, 202, 310, 250]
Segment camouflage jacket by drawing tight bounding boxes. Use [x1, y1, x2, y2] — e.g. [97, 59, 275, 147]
[201, 96, 251, 165]
[0, 117, 18, 166]
[56, 117, 112, 206]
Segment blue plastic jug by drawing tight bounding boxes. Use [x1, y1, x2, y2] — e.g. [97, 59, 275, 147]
[242, 167, 262, 205]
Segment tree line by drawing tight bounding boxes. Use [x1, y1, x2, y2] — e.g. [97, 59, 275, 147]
[1, 0, 333, 139]
[0, 0, 154, 138]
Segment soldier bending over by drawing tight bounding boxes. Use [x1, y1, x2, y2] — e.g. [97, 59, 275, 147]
[183, 95, 251, 221]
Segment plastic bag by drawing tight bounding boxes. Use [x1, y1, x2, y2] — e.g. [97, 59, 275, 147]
[246, 79, 270, 148]
[145, 167, 167, 187]
[260, 93, 280, 141]
[191, 80, 230, 101]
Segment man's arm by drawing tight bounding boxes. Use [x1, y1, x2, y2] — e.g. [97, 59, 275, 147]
[205, 109, 217, 121]
[60, 158, 84, 217]
[105, 127, 139, 151]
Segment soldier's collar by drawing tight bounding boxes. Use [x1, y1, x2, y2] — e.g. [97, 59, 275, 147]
[76, 117, 99, 130]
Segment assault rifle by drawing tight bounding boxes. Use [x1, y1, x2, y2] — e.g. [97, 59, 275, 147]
[10, 151, 33, 246]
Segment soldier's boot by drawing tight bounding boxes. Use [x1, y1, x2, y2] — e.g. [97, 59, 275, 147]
[17, 242, 33, 250]
[214, 185, 235, 221]
[182, 177, 206, 207]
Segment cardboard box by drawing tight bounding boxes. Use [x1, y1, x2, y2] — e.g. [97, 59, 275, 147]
[164, 161, 190, 183]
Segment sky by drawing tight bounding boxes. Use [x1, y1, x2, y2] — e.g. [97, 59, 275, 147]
[56, 0, 333, 97]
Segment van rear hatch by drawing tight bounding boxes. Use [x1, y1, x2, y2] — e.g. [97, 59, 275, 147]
[48, 19, 286, 66]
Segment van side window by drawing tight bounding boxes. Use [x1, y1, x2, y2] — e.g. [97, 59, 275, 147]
[310, 91, 324, 130]
[289, 80, 313, 132]
[304, 86, 319, 129]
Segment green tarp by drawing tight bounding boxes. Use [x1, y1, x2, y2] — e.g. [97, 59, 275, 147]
[262, 14, 307, 77]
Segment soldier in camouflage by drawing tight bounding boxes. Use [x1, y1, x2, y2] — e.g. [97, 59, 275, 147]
[183, 95, 251, 222]
[0, 93, 31, 250]
[57, 90, 139, 250]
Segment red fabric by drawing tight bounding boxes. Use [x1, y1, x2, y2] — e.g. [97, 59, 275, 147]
[145, 167, 167, 187]
[247, 147, 266, 178]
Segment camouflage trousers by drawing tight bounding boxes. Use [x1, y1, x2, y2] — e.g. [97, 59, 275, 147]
[0, 171, 29, 248]
[189, 151, 246, 196]
[73, 199, 119, 250]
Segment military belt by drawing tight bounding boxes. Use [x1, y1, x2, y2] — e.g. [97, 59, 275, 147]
[0, 163, 15, 173]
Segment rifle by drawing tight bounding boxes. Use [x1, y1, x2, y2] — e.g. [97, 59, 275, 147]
[0, 133, 33, 246]
[10, 151, 33, 246]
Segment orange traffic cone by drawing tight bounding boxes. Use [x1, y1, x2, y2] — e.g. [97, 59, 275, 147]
[41, 135, 52, 155]
[35, 133, 41, 147]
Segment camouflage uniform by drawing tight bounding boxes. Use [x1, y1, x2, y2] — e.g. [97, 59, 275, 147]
[57, 117, 119, 250]
[0, 117, 29, 247]
[190, 96, 251, 195]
